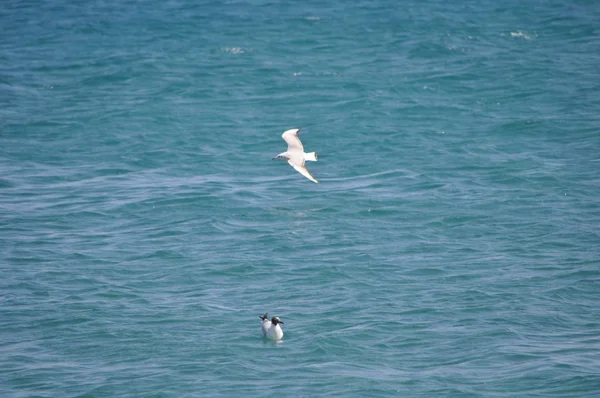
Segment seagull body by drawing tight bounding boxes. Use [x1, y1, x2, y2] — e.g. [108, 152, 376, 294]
[259, 314, 284, 340]
[273, 129, 319, 183]
[266, 316, 284, 340]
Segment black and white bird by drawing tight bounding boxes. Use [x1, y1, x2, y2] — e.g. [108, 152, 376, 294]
[259, 313, 284, 340]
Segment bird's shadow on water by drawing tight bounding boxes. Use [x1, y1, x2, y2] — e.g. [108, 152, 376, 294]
[261, 338, 284, 346]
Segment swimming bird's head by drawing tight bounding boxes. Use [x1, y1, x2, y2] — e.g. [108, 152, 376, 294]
[259, 313, 269, 321]
[271, 316, 283, 325]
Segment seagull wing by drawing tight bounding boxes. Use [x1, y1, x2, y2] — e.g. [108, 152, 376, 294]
[289, 161, 319, 183]
[261, 320, 271, 336]
[282, 129, 304, 152]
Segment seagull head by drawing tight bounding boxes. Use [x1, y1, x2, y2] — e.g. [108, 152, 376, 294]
[283, 128, 300, 136]
[271, 316, 284, 325]
[259, 313, 269, 321]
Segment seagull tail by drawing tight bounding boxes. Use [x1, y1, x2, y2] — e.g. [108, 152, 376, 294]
[304, 152, 318, 161]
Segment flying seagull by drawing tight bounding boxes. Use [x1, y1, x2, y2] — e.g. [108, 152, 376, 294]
[273, 129, 319, 183]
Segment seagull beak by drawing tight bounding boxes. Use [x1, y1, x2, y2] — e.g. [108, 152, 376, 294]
[280, 321, 284, 324]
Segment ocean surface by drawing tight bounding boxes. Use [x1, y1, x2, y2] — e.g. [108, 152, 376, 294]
[2, 0, 600, 396]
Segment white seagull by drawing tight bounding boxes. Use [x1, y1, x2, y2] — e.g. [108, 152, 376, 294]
[259, 314, 284, 340]
[273, 128, 319, 183]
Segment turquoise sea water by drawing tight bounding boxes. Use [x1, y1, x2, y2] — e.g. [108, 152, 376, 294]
[2, 0, 600, 396]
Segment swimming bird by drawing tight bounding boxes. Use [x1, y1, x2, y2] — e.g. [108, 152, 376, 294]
[273, 129, 319, 183]
[260, 315, 284, 340]
[259, 313, 271, 336]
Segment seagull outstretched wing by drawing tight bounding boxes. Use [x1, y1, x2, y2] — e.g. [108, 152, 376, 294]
[289, 161, 319, 183]
[282, 129, 304, 152]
